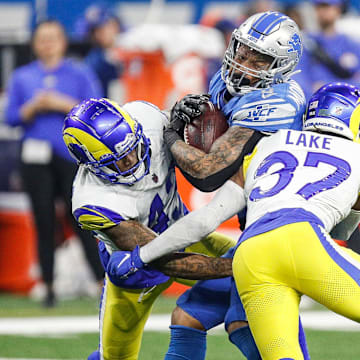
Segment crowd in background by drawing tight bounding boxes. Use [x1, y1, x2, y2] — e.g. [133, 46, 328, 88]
[1, 0, 360, 305]
[68, 0, 360, 106]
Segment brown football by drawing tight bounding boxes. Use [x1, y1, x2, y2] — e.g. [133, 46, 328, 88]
[184, 101, 228, 153]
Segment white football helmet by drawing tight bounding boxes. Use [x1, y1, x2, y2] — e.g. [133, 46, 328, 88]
[222, 11, 302, 95]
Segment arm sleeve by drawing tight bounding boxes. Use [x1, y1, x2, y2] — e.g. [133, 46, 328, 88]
[139, 180, 246, 263]
[5, 72, 24, 127]
[330, 209, 360, 241]
[180, 131, 266, 192]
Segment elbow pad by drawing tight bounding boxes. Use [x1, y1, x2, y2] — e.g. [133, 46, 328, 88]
[179, 156, 243, 192]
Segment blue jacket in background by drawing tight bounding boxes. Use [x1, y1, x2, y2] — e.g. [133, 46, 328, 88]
[293, 32, 360, 101]
[85, 47, 123, 98]
[5, 58, 103, 161]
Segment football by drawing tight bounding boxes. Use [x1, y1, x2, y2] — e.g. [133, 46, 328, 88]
[184, 101, 228, 153]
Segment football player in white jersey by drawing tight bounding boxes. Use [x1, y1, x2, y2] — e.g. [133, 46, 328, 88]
[62, 98, 236, 360]
[114, 82, 360, 359]
[112, 11, 310, 360]
[232, 82, 360, 359]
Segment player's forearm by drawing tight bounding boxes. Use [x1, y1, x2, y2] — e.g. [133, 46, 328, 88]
[170, 127, 253, 179]
[103, 220, 156, 251]
[139, 180, 245, 263]
[151, 252, 233, 279]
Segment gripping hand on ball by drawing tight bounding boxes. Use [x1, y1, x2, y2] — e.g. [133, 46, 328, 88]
[165, 94, 210, 149]
[171, 94, 211, 129]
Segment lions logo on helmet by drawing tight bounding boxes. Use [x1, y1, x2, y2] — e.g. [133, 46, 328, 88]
[222, 11, 302, 95]
[303, 82, 360, 141]
[63, 98, 151, 185]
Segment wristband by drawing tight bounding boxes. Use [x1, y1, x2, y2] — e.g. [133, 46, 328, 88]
[164, 128, 182, 149]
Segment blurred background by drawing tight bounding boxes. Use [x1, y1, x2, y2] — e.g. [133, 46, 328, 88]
[0, 0, 360, 358]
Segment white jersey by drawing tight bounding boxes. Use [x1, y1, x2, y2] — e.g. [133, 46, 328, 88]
[72, 101, 186, 253]
[243, 129, 360, 232]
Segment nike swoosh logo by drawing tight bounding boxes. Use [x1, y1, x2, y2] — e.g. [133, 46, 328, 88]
[117, 253, 131, 268]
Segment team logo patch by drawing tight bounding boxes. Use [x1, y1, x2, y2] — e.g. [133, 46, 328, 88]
[152, 173, 158, 183]
[309, 101, 318, 110]
[247, 34, 258, 43]
[287, 33, 302, 61]
[247, 104, 277, 121]
[334, 106, 343, 115]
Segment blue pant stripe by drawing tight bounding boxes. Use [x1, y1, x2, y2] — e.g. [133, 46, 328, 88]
[313, 223, 360, 286]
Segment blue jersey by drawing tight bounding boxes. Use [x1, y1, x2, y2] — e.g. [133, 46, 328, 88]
[209, 69, 306, 133]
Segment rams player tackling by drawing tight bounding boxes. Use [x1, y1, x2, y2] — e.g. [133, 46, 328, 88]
[63, 98, 236, 360]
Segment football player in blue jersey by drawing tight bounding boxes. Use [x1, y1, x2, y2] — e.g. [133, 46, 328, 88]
[164, 11, 308, 360]
[110, 11, 310, 360]
[63, 98, 236, 360]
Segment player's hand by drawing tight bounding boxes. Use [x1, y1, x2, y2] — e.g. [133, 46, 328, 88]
[165, 94, 210, 149]
[106, 246, 145, 279]
[171, 94, 211, 129]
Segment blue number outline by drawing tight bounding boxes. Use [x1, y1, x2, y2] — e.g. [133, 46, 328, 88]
[148, 194, 170, 233]
[250, 151, 298, 201]
[297, 152, 351, 200]
[249, 151, 351, 201]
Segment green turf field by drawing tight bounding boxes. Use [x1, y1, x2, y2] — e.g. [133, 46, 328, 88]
[0, 293, 359, 359]
[1, 330, 360, 359]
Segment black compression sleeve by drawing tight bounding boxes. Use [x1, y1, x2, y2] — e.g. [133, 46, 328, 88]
[179, 131, 266, 192]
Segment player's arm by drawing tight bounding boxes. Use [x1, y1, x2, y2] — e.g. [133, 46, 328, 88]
[151, 252, 232, 279]
[109, 178, 246, 280]
[102, 221, 232, 279]
[165, 94, 265, 191]
[171, 126, 253, 179]
[139, 168, 245, 262]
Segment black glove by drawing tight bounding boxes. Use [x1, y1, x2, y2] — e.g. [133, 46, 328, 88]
[165, 94, 211, 149]
[171, 94, 211, 132]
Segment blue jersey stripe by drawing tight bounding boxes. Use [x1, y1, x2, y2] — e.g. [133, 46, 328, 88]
[235, 115, 296, 123]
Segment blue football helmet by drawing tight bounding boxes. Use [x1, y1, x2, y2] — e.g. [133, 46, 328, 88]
[63, 98, 151, 185]
[222, 11, 302, 95]
[303, 82, 360, 141]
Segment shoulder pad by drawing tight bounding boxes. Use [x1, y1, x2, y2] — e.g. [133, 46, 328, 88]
[73, 205, 124, 231]
[228, 82, 305, 132]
